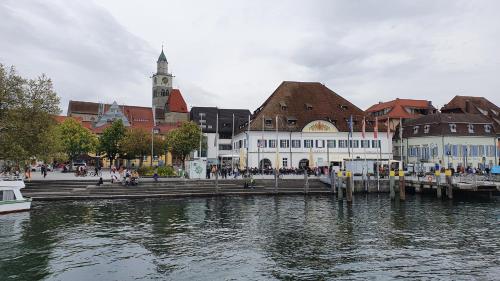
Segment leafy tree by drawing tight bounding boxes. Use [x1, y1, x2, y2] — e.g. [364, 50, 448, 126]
[120, 128, 150, 166]
[165, 121, 201, 170]
[56, 118, 97, 169]
[99, 120, 126, 168]
[0, 64, 61, 162]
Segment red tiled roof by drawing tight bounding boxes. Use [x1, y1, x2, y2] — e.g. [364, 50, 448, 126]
[53, 115, 93, 130]
[167, 89, 188, 113]
[365, 98, 433, 119]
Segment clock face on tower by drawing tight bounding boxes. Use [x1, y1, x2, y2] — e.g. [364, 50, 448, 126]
[162, 77, 168, 84]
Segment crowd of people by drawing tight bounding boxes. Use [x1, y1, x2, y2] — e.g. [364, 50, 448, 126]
[205, 165, 331, 179]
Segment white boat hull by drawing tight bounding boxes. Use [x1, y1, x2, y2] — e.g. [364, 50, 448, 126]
[0, 200, 31, 214]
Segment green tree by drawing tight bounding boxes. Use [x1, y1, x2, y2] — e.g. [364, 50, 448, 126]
[120, 128, 150, 166]
[56, 118, 97, 169]
[99, 120, 126, 168]
[0, 64, 61, 162]
[165, 121, 201, 170]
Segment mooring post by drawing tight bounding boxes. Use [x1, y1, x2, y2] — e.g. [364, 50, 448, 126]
[331, 169, 336, 194]
[399, 170, 405, 201]
[436, 170, 442, 199]
[274, 169, 278, 194]
[304, 169, 309, 195]
[389, 170, 395, 200]
[446, 170, 453, 199]
[337, 171, 343, 200]
[346, 171, 353, 203]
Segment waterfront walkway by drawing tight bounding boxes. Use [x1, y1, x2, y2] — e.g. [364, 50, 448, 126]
[23, 178, 331, 201]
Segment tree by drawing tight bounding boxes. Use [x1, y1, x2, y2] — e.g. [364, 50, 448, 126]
[120, 128, 150, 166]
[165, 121, 201, 170]
[0, 64, 61, 162]
[99, 120, 126, 168]
[56, 118, 97, 169]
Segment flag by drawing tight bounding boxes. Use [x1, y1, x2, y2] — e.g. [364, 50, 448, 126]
[361, 117, 366, 139]
[374, 117, 378, 139]
[386, 117, 390, 139]
[348, 115, 353, 138]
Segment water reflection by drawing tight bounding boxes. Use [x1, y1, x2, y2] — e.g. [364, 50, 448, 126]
[0, 195, 498, 280]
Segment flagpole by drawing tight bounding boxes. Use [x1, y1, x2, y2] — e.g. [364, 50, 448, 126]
[375, 117, 380, 191]
[362, 117, 367, 188]
[151, 105, 156, 167]
[276, 115, 279, 172]
[400, 117, 403, 169]
[215, 112, 219, 192]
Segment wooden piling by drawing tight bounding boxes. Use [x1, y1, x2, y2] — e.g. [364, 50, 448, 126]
[337, 171, 343, 200]
[436, 171, 442, 199]
[331, 170, 336, 194]
[399, 170, 405, 201]
[304, 170, 309, 195]
[445, 170, 453, 199]
[346, 171, 353, 203]
[389, 171, 395, 200]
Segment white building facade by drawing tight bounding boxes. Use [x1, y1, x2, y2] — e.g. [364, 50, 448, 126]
[233, 120, 393, 170]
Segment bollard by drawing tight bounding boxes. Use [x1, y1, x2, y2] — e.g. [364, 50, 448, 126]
[389, 170, 395, 200]
[304, 170, 309, 194]
[436, 171, 442, 199]
[346, 171, 353, 203]
[445, 170, 453, 199]
[399, 170, 405, 201]
[337, 171, 343, 200]
[331, 170, 336, 194]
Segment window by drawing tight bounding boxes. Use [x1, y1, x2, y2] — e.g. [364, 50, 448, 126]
[327, 140, 336, 148]
[468, 124, 474, 133]
[219, 144, 232, 150]
[280, 101, 287, 111]
[287, 117, 297, 126]
[424, 124, 430, 134]
[280, 139, 289, 148]
[257, 139, 267, 148]
[339, 140, 348, 148]
[243, 139, 247, 148]
[449, 123, 457, 133]
[316, 140, 325, 148]
[291, 140, 301, 148]
[238, 140, 243, 149]
[485, 124, 492, 133]
[305, 103, 313, 110]
[269, 139, 277, 148]
[349, 140, 359, 148]
[361, 140, 370, 148]
[265, 118, 273, 128]
[304, 140, 313, 148]
[371, 140, 381, 148]
[282, 158, 288, 167]
[413, 126, 419, 134]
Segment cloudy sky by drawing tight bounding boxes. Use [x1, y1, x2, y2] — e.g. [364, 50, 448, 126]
[1, 0, 499, 113]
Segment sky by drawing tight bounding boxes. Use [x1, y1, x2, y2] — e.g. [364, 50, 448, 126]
[1, 0, 499, 114]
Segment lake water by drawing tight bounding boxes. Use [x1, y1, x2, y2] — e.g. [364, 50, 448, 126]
[0, 195, 499, 280]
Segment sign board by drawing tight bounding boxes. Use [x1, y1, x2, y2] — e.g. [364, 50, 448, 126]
[302, 120, 339, 133]
[188, 159, 207, 179]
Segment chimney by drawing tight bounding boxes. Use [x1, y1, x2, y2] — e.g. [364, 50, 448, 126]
[465, 100, 471, 113]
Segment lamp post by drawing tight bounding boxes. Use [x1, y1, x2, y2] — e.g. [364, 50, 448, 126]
[198, 112, 205, 158]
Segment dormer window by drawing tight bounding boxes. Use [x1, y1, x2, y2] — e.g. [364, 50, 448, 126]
[339, 105, 348, 110]
[468, 124, 474, 133]
[265, 118, 273, 127]
[424, 124, 430, 134]
[279, 101, 287, 111]
[287, 117, 297, 126]
[485, 124, 492, 133]
[449, 123, 457, 133]
[413, 126, 419, 134]
[305, 103, 313, 110]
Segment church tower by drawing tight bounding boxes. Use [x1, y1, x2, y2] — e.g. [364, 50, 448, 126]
[152, 47, 173, 113]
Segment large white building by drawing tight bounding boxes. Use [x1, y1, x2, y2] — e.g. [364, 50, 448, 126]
[232, 82, 393, 171]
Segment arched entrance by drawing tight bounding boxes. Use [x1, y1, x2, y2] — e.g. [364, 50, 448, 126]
[299, 159, 309, 169]
[259, 158, 272, 170]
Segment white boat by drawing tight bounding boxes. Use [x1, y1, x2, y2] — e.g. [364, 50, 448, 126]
[0, 178, 31, 214]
